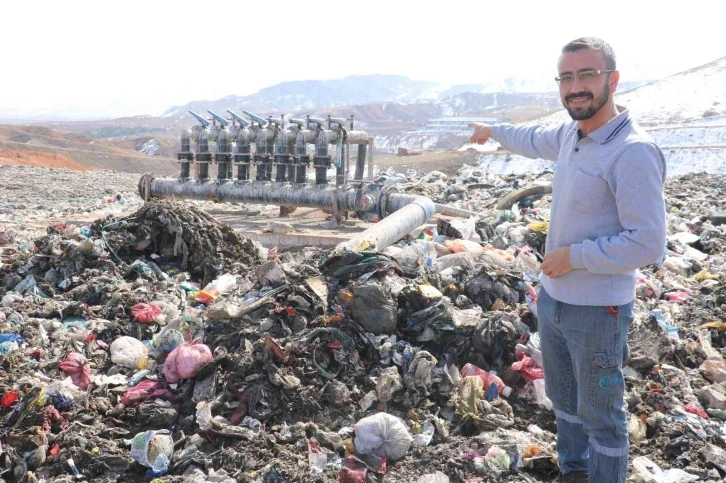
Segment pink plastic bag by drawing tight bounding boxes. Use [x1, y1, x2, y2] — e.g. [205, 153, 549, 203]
[58, 352, 91, 389]
[120, 380, 177, 405]
[163, 339, 213, 383]
[131, 303, 162, 323]
[511, 355, 545, 381]
[665, 291, 690, 303]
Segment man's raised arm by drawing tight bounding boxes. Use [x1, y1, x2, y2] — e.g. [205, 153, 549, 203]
[468, 122, 566, 162]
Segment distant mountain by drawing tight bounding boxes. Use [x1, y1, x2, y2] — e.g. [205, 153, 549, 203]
[164, 74, 655, 120]
[437, 92, 560, 117]
[165, 75, 442, 116]
[163, 74, 567, 117]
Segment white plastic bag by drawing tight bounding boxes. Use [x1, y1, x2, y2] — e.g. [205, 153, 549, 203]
[126, 429, 174, 473]
[202, 273, 237, 295]
[632, 456, 699, 483]
[354, 412, 412, 460]
[416, 472, 449, 483]
[110, 336, 149, 369]
[533, 378, 552, 410]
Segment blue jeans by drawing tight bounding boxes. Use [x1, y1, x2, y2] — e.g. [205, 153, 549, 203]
[537, 286, 632, 482]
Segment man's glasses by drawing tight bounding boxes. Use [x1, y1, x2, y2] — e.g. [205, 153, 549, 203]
[555, 69, 614, 85]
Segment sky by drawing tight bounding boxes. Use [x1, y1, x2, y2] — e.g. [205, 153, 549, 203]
[1, 0, 724, 120]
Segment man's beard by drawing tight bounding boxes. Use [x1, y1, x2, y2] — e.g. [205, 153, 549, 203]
[563, 84, 610, 120]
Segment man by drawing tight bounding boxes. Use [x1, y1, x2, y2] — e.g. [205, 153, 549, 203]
[469, 37, 666, 483]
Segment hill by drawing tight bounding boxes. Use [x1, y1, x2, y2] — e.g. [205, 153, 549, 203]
[0, 125, 178, 174]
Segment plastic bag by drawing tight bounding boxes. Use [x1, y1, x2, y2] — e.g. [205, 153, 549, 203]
[58, 352, 91, 390]
[354, 412, 412, 460]
[131, 303, 162, 324]
[153, 328, 184, 354]
[511, 355, 544, 381]
[632, 456, 699, 483]
[376, 366, 403, 404]
[392, 241, 438, 269]
[164, 339, 213, 383]
[126, 429, 174, 473]
[445, 239, 483, 253]
[628, 413, 646, 442]
[110, 336, 149, 370]
[416, 472, 449, 483]
[197, 273, 238, 304]
[532, 378, 553, 410]
[120, 380, 176, 406]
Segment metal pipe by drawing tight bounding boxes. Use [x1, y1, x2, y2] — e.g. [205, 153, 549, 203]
[295, 129, 315, 183]
[141, 176, 450, 254]
[354, 144, 367, 181]
[216, 128, 232, 180]
[367, 137, 375, 180]
[274, 127, 299, 183]
[196, 130, 211, 180]
[336, 193, 435, 252]
[143, 177, 375, 213]
[234, 127, 252, 182]
[433, 204, 480, 219]
[345, 131, 369, 144]
[314, 130, 330, 185]
[179, 129, 193, 179]
[336, 142, 345, 187]
[255, 127, 276, 181]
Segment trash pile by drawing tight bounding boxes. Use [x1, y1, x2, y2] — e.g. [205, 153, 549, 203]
[0, 165, 725, 482]
[0, 165, 143, 249]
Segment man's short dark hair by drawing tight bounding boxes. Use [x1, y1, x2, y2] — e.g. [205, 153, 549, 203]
[562, 37, 616, 70]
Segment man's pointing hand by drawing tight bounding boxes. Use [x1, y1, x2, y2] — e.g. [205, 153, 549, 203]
[468, 122, 492, 144]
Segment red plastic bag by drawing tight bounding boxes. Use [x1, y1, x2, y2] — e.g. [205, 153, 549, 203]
[58, 352, 91, 389]
[511, 355, 545, 382]
[1, 391, 20, 408]
[665, 291, 691, 303]
[163, 339, 213, 383]
[684, 403, 708, 419]
[120, 380, 177, 405]
[339, 455, 368, 483]
[131, 303, 162, 323]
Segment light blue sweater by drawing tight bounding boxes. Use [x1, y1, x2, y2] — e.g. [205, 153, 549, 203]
[491, 108, 667, 306]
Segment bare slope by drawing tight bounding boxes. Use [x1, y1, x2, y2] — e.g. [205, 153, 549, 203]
[0, 125, 178, 174]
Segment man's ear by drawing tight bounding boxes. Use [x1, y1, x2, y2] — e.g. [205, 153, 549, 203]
[609, 70, 620, 93]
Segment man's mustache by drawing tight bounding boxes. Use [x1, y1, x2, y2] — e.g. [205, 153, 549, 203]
[565, 92, 594, 102]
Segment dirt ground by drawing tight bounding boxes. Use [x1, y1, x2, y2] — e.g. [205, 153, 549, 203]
[0, 149, 96, 170]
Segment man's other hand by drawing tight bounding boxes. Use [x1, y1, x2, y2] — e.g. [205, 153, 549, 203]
[468, 122, 492, 144]
[541, 247, 572, 278]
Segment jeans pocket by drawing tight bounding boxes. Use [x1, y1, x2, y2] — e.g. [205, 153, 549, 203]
[590, 347, 624, 407]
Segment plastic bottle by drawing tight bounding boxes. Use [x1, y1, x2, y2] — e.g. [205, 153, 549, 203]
[460, 363, 512, 397]
[196, 273, 237, 303]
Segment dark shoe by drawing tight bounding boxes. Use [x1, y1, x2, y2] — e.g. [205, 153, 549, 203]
[559, 471, 589, 483]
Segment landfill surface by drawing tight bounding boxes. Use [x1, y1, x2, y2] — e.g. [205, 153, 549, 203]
[1, 163, 726, 482]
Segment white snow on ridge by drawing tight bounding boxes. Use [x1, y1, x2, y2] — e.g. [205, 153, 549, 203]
[649, 124, 726, 147]
[375, 134, 447, 151]
[140, 139, 159, 156]
[475, 147, 726, 178]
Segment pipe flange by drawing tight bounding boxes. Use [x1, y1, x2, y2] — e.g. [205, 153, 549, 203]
[137, 173, 155, 202]
[376, 184, 402, 219]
